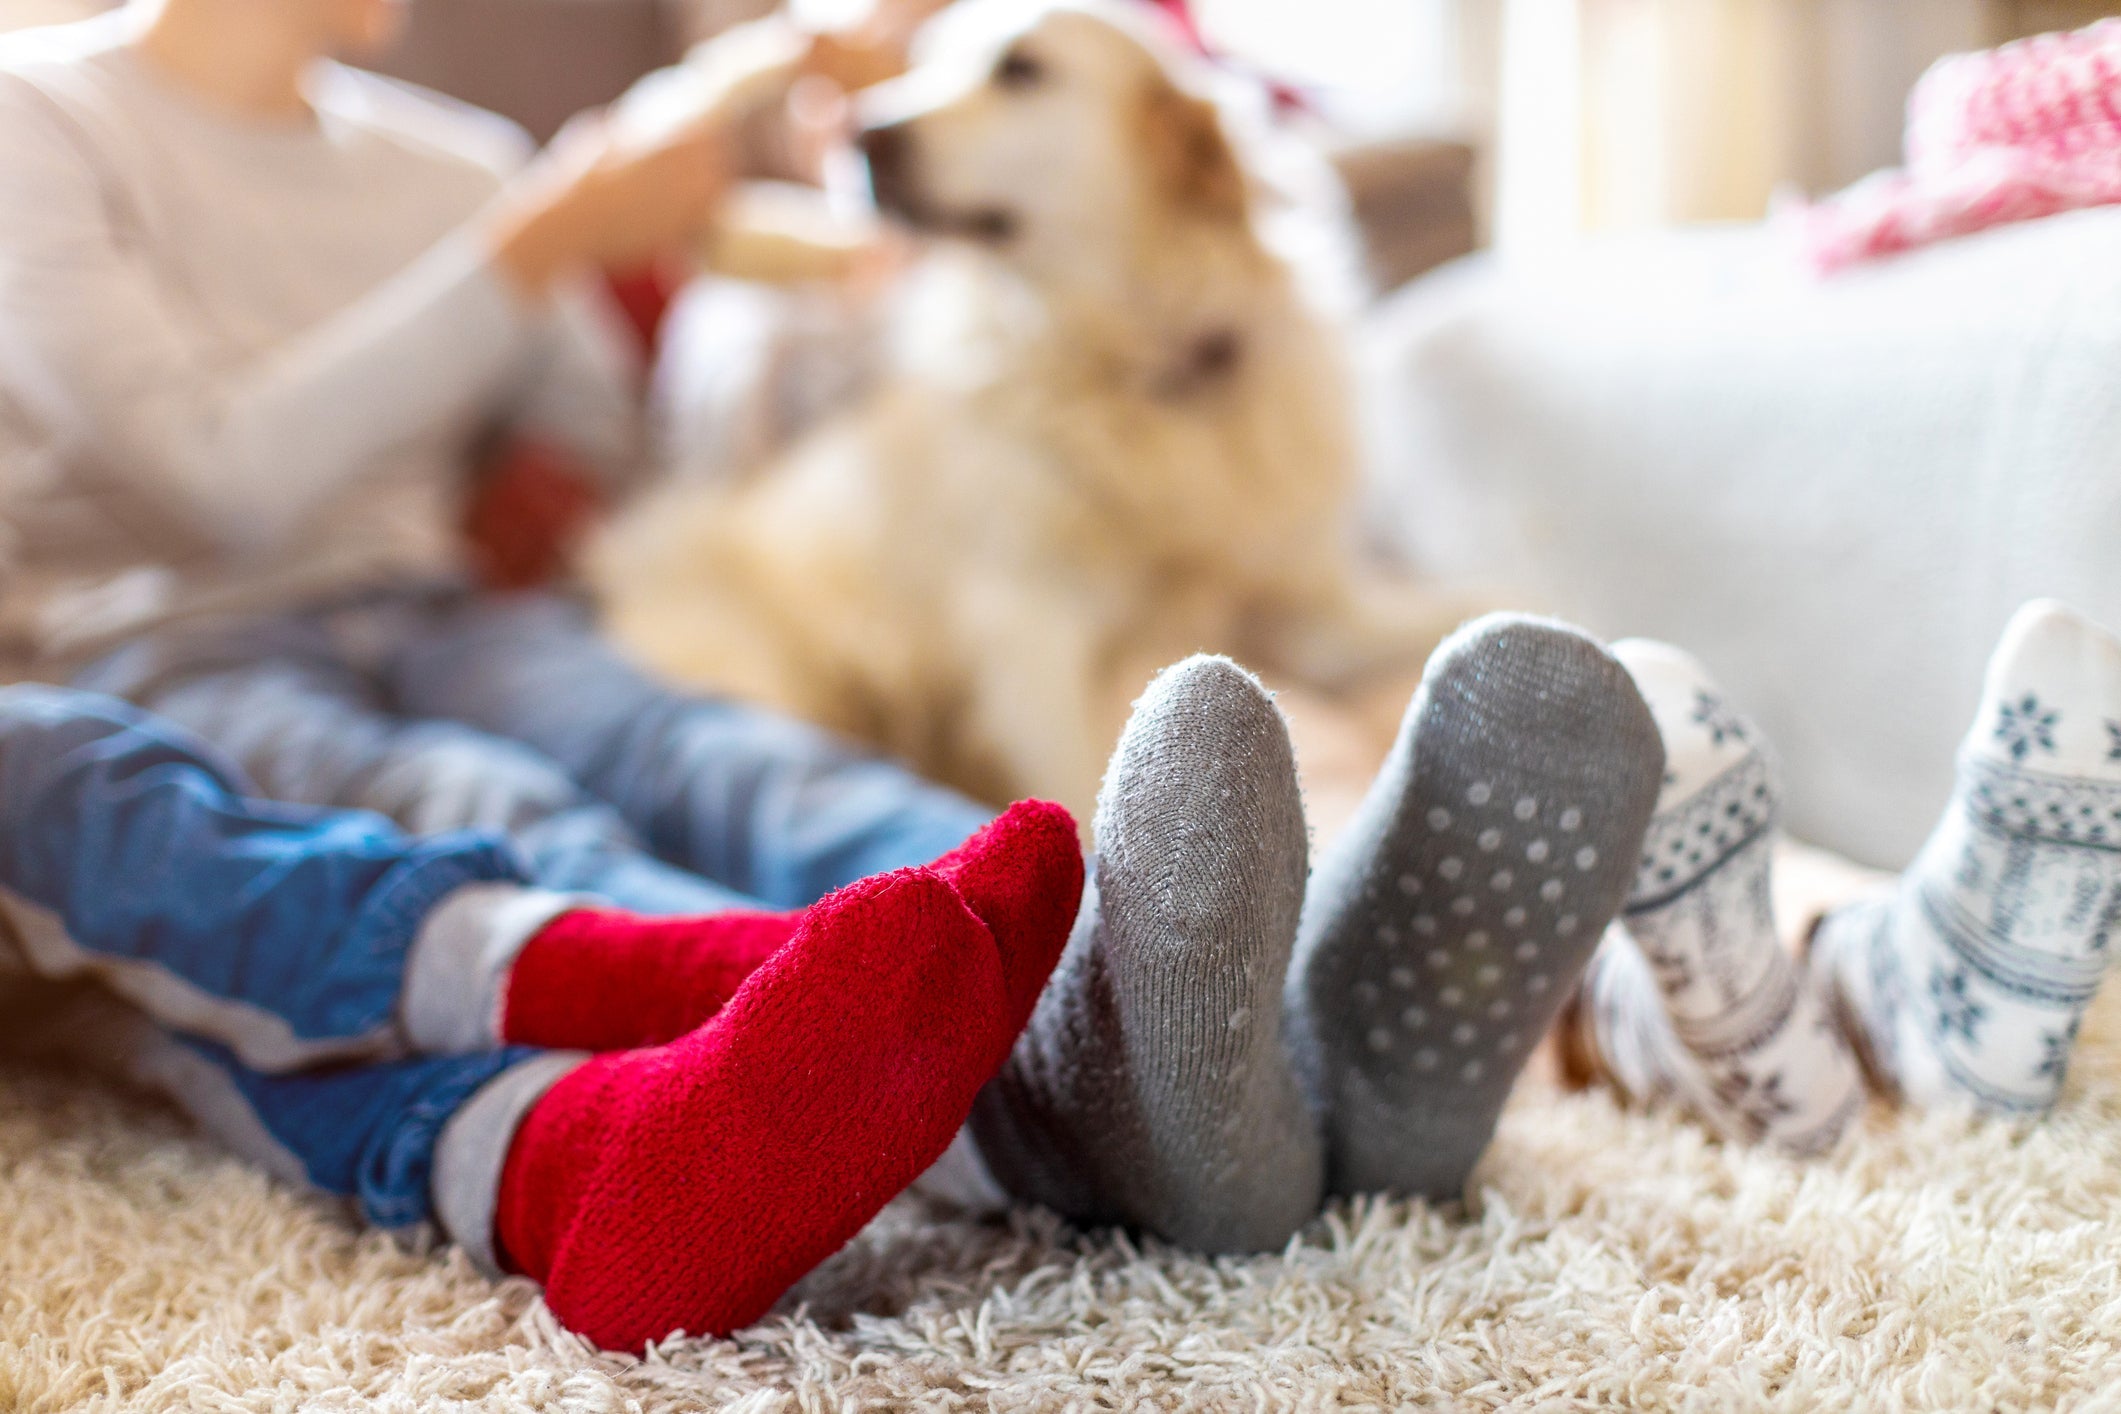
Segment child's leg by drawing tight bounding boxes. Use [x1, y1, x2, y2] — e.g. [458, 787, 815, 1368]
[377, 595, 1087, 1052]
[0, 685, 571, 1070]
[1814, 600, 2121, 1113]
[76, 614, 757, 918]
[4, 981, 558, 1255]
[0, 684, 1078, 1066]
[1562, 643, 1865, 1153]
[387, 594, 997, 905]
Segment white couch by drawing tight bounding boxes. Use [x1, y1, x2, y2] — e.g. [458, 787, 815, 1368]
[1362, 207, 2121, 870]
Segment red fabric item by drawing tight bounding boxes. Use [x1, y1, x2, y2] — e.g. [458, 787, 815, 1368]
[606, 260, 688, 361]
[460, 265, 680, 593]
[499, 798, 1082, 1053]
[461, 439, 607, 592]
[1791, 18, 2121, 271]
[494, 868, 1011, 1351]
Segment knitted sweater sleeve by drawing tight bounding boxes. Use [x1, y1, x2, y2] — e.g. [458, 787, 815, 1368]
[0, 73, 537, 555]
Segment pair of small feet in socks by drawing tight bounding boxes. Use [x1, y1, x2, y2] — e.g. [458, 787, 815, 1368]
[486, 802, 1085, 1353]
[1568, 599, 2121, 1150]
[973, 613, 1671, 1244]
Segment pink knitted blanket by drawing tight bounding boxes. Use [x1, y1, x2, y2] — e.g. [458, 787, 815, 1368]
[1792, 19, 2121, 271]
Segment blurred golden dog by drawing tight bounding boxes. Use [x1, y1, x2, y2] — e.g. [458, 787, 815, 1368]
[594, 1, 1445, 819]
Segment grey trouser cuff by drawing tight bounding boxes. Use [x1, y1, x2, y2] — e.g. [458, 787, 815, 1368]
[400, 884, 591, 1053]
[430, 1049, 588, 1275]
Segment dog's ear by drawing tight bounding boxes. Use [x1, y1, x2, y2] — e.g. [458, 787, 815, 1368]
[1140, 79, 1246, 223]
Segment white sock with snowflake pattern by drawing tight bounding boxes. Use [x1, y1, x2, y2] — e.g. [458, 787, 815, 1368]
[1813, 600, 2121, 1114]
[1571, 640, 1865, 1152]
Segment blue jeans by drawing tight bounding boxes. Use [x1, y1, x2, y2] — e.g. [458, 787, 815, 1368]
[0, 685, 540, 1239]
[75, 588, 992, 915]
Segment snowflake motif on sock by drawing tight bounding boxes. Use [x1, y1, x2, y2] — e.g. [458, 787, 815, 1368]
[1691, 690, 1749, 748]
[1929, 966, 1986, 1044]
[2036, 1018, 2082, 1081]
[2107, 720, 2121, 763]
[1994, 694, 2060, 761]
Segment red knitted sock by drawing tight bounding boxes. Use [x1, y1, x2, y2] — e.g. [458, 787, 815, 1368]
[501, 905, 799, 1053]
[494, 868, 1010, 1352]
[499, 799, 1082, 1053]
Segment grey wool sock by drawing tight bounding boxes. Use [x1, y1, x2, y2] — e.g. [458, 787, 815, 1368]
[1288, 614, 1664, 1199]
[968, 655, 1325, 1253]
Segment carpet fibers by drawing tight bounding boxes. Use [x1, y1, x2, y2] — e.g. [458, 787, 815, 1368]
[6, 974, 2121, 1412]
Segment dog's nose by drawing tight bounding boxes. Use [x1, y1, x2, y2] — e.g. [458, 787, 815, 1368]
[859, 122, 914, 206]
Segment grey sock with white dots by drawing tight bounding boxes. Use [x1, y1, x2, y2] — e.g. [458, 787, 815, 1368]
[1288, 615, 1664, 1199]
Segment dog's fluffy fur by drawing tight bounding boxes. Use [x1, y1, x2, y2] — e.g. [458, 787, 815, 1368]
[595, 2, 1443, 817]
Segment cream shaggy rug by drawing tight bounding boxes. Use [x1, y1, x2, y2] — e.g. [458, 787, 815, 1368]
[7, 972, 2121, 1413]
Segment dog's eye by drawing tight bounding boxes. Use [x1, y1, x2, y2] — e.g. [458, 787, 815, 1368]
[993, 47, 1045, 90]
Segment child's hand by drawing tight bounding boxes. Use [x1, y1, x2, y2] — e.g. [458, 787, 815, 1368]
[799, 30, 911, 94]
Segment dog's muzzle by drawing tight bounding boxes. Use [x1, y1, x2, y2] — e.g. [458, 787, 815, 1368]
[858, 122, 919, 222]
[858, 123, 1018, 243]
